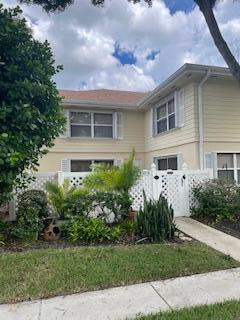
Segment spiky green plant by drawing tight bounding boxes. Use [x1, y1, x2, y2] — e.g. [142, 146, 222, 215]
[45, 179, 82, 219]
[137, 191, 175, 242]
[83, 149, 140, 193]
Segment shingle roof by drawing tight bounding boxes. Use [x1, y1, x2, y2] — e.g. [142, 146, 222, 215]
[59, 89, 147, 105]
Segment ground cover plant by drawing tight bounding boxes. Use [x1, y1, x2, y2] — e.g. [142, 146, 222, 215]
[0, 242, 239, 304]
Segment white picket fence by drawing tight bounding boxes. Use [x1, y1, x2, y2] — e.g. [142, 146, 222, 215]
[8, 165, 213, 220]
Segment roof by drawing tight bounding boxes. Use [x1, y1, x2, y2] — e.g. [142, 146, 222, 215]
[59, 64, 233, 109]
[59, 89, 147, 106]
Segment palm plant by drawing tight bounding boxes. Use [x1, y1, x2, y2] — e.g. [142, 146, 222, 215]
[83, 149, 140, 193]
[45, 178, 81, 219]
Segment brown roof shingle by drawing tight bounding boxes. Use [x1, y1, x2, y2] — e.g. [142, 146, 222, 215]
[59, 89, 147, 105]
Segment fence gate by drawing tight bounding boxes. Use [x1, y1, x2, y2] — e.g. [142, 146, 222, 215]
[130, 164, 212, 217]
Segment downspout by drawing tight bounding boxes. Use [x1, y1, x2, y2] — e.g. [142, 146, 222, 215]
[198, 69, 211, 170]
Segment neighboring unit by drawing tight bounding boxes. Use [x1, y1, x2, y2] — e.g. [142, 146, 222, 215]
[38, 63, 240, 181]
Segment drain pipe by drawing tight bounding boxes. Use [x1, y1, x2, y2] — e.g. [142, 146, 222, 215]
[198, 69, 211, 170]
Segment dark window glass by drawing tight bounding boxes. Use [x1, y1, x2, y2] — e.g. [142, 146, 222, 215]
[71, 160, 92, 172]
[217, 170, 234, 182]
[71, 125, 91, 137]
[157, 118, 167, 133]
[94, 160, 114, 167]
[168, 157, 178, 170]
[158, 158, 168, 170]
[157, 105, 166, 119]
[94, 126, 113, 138]
[94, 113, 113, 125]
[168, 114, 175, 130]
[168, 99, 175, 114]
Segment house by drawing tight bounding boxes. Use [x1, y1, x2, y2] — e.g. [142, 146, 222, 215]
[38, 63, 240, 181]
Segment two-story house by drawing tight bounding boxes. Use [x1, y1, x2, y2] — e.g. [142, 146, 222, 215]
[38, 63, 240, 182]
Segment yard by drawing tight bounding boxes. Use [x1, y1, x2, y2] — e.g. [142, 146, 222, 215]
[0, 242, 239, 304]
[135, 300, 240, 320]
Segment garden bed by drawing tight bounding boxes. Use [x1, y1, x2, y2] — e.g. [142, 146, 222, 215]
[0, 242, 239, 304]
[194, 216, 240, 239]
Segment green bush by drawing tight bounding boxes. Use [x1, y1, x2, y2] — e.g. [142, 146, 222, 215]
[11, 190, 48, 240]
[137, 192, 175, 242]
[64, 217, 121, 243]
[191, 179, 240, 221]
[66, 191, 132, 223]
[83, 150, 140, 193]
[45, 179, 86, 219]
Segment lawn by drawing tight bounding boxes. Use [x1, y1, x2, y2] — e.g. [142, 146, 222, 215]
[0, 242, 239, 304]
[135, 300, 240, 320]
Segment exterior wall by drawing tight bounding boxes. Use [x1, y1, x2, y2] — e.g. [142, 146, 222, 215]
[143, 82, 199, 169]
[203, 78, 240, 153]
[38, 110, 145, 172]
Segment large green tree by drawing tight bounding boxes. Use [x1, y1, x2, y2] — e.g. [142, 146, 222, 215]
[0, 5, 65, 204]
[19, 0, 240, 81]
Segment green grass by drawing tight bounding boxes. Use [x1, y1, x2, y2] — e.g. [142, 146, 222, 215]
[135, 300, 240, 320]
[0, 242, 239, 304]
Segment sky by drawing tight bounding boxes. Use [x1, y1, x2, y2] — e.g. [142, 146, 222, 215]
[3, 0, 240, 92]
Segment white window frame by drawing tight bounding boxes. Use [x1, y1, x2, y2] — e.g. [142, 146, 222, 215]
[69, 110, 114, 139]
[155, 93, 176, 135]
[70, 159, 115, 172]
[216, 152, 240, 183]
[154, 154, 178, 171]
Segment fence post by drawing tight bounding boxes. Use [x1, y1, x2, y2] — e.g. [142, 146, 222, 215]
[151, 163, 159, 200]
[181, 163, 190, 216]
[57, 171, 64, 185]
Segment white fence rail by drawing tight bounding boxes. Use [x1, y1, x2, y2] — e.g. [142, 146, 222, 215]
[7, 165, 213, 220]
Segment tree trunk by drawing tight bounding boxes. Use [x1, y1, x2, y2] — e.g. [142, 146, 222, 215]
[197, 0, 240, 81]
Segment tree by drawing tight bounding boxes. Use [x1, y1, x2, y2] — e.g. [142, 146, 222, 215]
[0, 5, 65, 204]
[19, 0, 240, 81]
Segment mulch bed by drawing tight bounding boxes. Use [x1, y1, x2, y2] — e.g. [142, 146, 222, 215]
[194, 216, 240, 239]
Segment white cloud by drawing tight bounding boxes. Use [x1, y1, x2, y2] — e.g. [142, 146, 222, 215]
[3, 0, 240, 91]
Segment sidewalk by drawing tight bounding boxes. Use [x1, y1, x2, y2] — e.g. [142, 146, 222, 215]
[176, 217, 240, 261]
[1, 267, 240, 320]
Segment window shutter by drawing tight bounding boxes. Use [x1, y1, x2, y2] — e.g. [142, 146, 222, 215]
[177, 153, 183, 170]
[61, 159, 70, 172]
[59, 110, 70, 138]
[151, 108, 156, 137]
[204, 152, 217, 176]
[116, 112, 123, 139]
[177, 88, 185, 128]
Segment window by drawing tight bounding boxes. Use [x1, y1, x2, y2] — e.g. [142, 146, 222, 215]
[70, 111, 113, 138]
[217, 153, 240, 183]
[71, 159, 114, 172]
[156, 96, 175, 134]
[156, 156, 178, 170]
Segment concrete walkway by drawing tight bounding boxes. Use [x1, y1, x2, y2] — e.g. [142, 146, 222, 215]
[1, 268, 240, 320]
[176, 217, 240, 261]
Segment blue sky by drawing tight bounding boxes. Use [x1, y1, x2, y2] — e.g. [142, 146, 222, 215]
[164, 0, 196, 14]
[4, 0, 240, 91]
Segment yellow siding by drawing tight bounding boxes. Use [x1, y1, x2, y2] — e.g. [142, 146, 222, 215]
[203, 79, 240, 143]
[38, 151, 145, 172]
[38, 110, 145, 172]
[143, 82, 198, 168]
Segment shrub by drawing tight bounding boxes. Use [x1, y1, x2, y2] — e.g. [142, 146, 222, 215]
[137, 192, 175, 242]
[66, 191, 132, 223]
[64, 217, 121, 243]
[191, 179, 240, 221]
[0, 218, 7, 244]
[83, 150, 140, 193]
[45, 179, 86, 219]
[11, 190, 48, 240]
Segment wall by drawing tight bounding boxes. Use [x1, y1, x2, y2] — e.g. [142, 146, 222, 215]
[38, 110, 145, 172]
[143, 82, 199, 169]
[203, 78, 240, 153]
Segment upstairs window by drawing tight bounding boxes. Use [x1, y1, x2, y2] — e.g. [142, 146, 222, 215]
[70, 111, 113, 138]
[156, 97, 175, 134]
